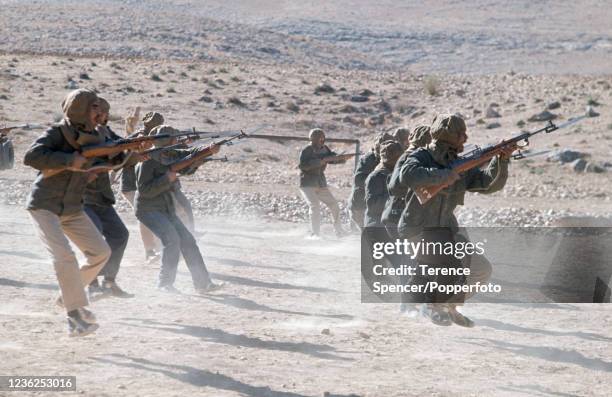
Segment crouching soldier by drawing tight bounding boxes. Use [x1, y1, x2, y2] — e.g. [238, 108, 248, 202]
[299, 128, 352, 238]
[134, 125, 221, 293]
[24, 89, 111, 337]
[84, 97, 133, 298]
[397, 114, 514, 327]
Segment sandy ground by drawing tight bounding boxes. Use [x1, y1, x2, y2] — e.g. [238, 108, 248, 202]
[0, 204, 611, 397]
[0, 1, 611, 396]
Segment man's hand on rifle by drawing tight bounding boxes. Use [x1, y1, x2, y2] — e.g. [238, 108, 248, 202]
[138, 140, 154, 151]
[499, 142, 519, 160]
[72, 153, 87, 169]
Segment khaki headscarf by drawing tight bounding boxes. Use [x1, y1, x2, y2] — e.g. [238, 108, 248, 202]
[392, 127, 410, 148]
[429, 113, 466, 149]
[143, 112, 165, 135]
[378, 141, 403, 169]
[61, 88, 98, 131]
[428, 114, 467, 166]
[373, 131, 394, 156]
[408, 125, 432, 151]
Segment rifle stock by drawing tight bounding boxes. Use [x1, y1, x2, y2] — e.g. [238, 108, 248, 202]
[414, 148, 503, 204]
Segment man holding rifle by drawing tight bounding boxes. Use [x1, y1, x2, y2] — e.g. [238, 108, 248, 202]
[396, 114, 515, 327]
[121, 111, 164, 263]
[83, 97, 133, 299]
[24, 89, 111, 337]
[299, 128, 354, 238]
[134, 126, 233, 293]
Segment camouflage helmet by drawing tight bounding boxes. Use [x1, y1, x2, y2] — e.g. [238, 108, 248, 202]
[373, 131, 394, 156]
[430, 113, 466, 148]
[392, 127, 410, 147]
[142, 112, 164, 134]
[379, 140, 403, 167]
[149, 125, 179, 136]
[309, 128, 325, 142]
[148, 124, 178, 147]
[408, 125, 432, 150]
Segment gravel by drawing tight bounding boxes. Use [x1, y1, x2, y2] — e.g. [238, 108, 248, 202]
[3, 177, 609, 228]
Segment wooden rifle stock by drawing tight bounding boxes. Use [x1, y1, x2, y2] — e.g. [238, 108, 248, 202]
[80, 134, 172, 158]
[413, 147, 505, 204]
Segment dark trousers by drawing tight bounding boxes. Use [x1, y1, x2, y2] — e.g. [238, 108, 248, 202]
[84, 204, 129, 282]
[407, 229, 466, 304]
[137, 210, 211, 288]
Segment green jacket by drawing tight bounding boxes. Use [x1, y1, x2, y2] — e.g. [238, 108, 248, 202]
[24, 125, 99, 215]
[364, 166, 391, 228]
[381, 150, 414, 228]
[348, 151, 379, 212]
[299, 144, 344, 188]
[397, 147, 509, 238]
[134, 148, 198, 216]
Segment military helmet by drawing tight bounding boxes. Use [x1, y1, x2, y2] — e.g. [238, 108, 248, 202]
[408, 125, 432, 150]
[430, 114, 466, 148]
[309, 128, 325, 142]
[142, 112, 165, 134]
[379, 140, 403, 166]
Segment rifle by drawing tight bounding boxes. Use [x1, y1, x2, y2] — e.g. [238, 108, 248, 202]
[168, 131, 247, 173]
[414, 116, 587, 204]
[80, 134, 177, 158]
[1, 124, 48, 136]
[42, 134, 179, 178]
[138, 135, 213, 158]
[0, 125, 30, 136]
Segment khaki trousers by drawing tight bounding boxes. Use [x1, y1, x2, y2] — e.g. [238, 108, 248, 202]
[122, 191, 160, 253]
[300, 186, 341, 235]
[28, 209, 111, 312]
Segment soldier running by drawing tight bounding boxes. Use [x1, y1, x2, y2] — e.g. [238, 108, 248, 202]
[395, 114, 514, 326]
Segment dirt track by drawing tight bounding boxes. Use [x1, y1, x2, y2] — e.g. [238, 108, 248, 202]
[1, 204, 611, 396]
